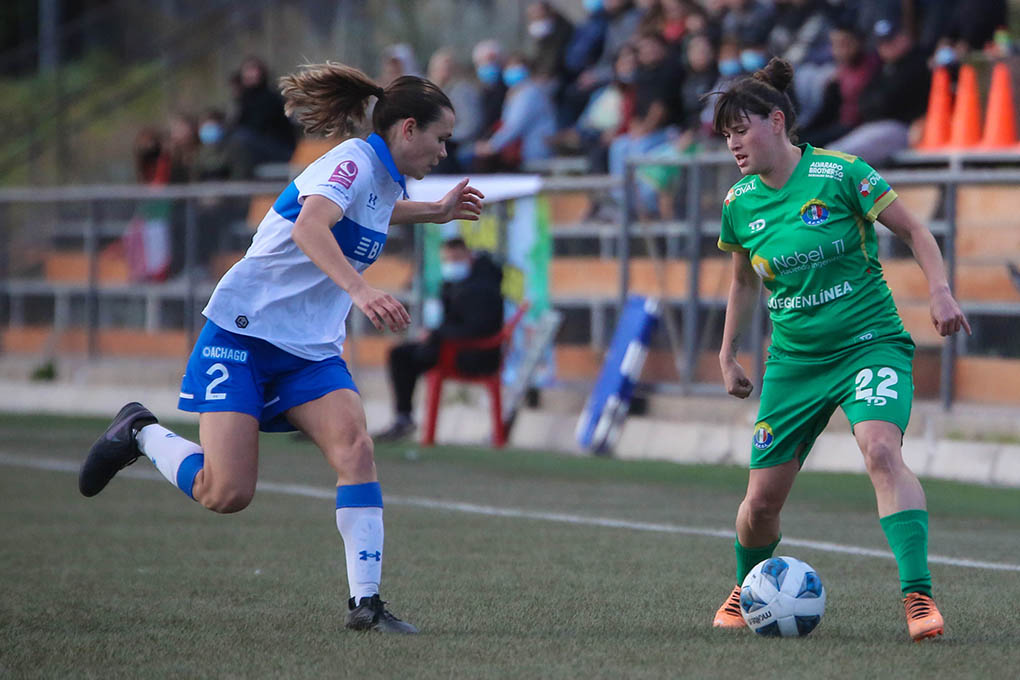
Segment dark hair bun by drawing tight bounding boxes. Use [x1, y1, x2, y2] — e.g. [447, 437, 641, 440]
[752, 57, 794, 93]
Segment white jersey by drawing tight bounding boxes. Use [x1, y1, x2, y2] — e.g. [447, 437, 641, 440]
[204, 133, 407, 361]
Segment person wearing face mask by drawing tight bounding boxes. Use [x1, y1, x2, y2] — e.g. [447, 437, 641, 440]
[471, 39, 509, 140]
[375, 238, 504, 442]
[470, 55, 557, 171]
[525, 1, 575, 88]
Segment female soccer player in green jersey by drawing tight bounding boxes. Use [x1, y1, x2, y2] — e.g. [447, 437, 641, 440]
[708, 58, 970, 641]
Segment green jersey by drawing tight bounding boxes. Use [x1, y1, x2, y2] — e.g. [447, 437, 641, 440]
[718, 144, 904, 355]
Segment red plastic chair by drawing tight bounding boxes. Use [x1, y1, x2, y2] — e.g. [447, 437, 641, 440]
[421, 302, 530, 448]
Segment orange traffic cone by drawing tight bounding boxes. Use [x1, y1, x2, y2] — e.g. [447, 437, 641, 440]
[979, 61, 1017, 148]
[917, 66, 953, 150]
[947, 63, 983, 149]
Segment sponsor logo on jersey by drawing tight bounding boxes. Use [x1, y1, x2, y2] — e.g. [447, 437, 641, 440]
[751, 254, 776, 281]
[799, 199, 830, 226]
[859, 169, 883, 197]
[767, 280, 854, 309]
[753, 422, 774, 450]
[234, 315, 249, 329]
[748, 218, 766, 233]
[724, 179, 756, 205]
[201, 346, 249, 362]
[329, 160, 359, 189]
[808, 161, 844, 180]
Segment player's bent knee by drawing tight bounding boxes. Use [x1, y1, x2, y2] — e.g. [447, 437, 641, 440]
[861, 437, 902, 476]
[199, 484, 255, 514]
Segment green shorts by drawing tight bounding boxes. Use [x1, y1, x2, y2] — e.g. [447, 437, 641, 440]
[749, 335, 915, 469]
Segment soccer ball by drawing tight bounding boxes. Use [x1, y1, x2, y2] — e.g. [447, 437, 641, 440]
[740, 556, 826, 637]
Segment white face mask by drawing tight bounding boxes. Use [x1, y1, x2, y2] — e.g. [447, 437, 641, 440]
[528, 18, 554, 39]
[441, 260, 471, 282]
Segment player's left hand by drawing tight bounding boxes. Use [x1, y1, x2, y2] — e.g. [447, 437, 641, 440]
[930, 287, 971, 336]
[436, 178, 484, 223]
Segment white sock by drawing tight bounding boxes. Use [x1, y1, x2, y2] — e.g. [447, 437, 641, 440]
[136, 424, 204, 499]
[335, 482, 385, 603]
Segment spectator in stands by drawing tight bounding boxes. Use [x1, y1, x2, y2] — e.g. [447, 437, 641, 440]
[549, 43, 640, 173]
[559, 0, 643, 127]
[133, 127, 170, 185]
[469, 55, 557, 171]
[166, 113, 200, 184]
[768, 0, 836, 132]
[800, 21, 880, 148]
[678, 32, 719, 133]
[378, 43, 421, 87]
[525, 1, 575, 86]
[608, 31, 684, 218]
[660, 0, 693, 45]
[194, 109, 233, 181]
[472, 39, 509, 139]
[375, 238, 504, 442]
[828, 16, 929, 166]
[226, 56, 297, 179]
[698, 35, 745, 135]
[427, 48, 483, 174]
[720, 0, 776, 49]
[563, 0, 609, 85]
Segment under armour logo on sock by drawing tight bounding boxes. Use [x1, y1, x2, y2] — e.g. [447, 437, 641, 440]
[358, 550, 381, 562]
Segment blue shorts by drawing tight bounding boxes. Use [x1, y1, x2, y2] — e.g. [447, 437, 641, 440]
[178, 320, 358, 432]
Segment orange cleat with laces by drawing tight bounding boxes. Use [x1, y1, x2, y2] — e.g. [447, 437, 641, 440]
[904, 592, 944, 641]
[713, 585, 746, 628]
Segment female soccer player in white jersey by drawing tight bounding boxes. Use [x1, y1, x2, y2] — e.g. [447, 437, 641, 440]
[79, 64, 485, 634]
[708, 58, 969, 641]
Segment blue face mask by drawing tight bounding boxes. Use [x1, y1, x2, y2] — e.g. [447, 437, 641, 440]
[502, 64, 529, 88]
[583, 0, 603, 13]
[719, 58, 742, 77]
[477, 63, 501, 86]
[740, 50, 767, 73]
[198, 122, 224, 145]
[934, 46, 957, 67]
[441, 260, 471, 282]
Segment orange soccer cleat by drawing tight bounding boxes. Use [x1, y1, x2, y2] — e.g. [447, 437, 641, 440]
[904, 592, 944, 641]
[712, 585, 746, 628]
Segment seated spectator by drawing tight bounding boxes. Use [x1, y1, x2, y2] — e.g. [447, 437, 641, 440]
[608, 31, 683, 218]
[563, 0, 609, 85]
[378, 43, 421, 86]
[801, 21, 879, 147]
[720, 0, 776, 49]
[427, 48, 484, 174]
[559, 0, 643, 127]
[525, 1, 575, 87]
[472, 39, 509, 139]
[678, 32, 719, 133]
[374, 238, 504, 442]
[549, 43, 640, 173]
[225, 56, 297, 178]
[469, 55, 557, 171]
[768, 0, 835, 130]
[166, 113, 200, 184]
[194, 109, 233, 181]
[660, 0, 693, 45]
[828, 16, 929, 166]
[133, 127, 170, 185]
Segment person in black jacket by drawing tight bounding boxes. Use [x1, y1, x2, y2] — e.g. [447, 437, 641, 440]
[827, 16, 929, 166]
[226, 56, 298, 178]
[375, 238, 504, 441]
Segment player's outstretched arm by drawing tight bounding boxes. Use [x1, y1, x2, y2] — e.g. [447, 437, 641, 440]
[292, 195, 410, 333]
[877, 199, 971, 337]
[390, 178, 485, 224]
[719, 252, 761, 398]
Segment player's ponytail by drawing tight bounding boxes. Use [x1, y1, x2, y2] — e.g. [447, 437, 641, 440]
[280, 61, 383, 137]
[280, 62, 452, 139]
[709, 56, 798, 141]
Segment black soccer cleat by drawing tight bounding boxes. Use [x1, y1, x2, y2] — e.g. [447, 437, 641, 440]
[79, 402, 158, 497]
[344, 594, 419, 634]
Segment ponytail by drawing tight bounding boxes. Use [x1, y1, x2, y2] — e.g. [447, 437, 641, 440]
[279, 62, 453, 139]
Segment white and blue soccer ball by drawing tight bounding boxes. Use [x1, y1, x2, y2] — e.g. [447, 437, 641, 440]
[740, 556, 826, 637]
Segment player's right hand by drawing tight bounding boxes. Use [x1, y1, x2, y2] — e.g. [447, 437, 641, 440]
[721, 358, 754, 399]
[351, 282, 410, 333]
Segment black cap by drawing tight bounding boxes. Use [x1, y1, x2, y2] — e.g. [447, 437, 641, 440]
[873, 17, 901, 42]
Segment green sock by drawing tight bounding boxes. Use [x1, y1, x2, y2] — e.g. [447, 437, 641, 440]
[879, 509, 933, 597]
[735, 536, 781, 585]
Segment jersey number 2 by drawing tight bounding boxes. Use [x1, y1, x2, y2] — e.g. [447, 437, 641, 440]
[854, 367, 898, 405]
[205, 363, 229, 401]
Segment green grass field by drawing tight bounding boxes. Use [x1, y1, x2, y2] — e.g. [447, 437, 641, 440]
[1, 413, 1018, 679]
